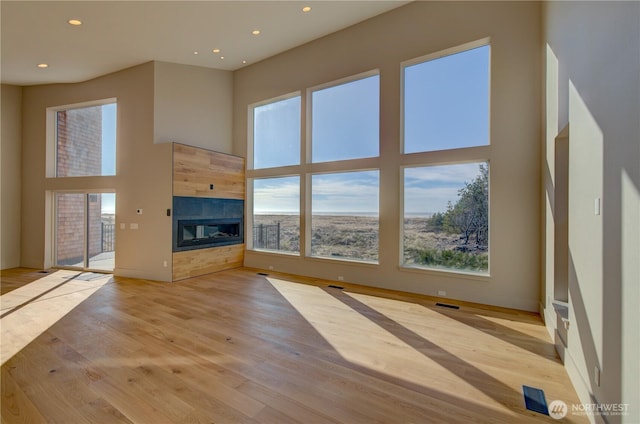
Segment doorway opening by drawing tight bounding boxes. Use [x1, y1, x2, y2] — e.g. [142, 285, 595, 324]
[54, 192, 115, 272]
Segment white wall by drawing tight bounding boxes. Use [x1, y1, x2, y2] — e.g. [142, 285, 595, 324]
[18, 60, 236, 281]
[542, 2, 640, 422]
[154, 61, 233, 153]
[234, 1, 542, 311]
[21, 63, 175, 281]
[1, 84, 22, 269]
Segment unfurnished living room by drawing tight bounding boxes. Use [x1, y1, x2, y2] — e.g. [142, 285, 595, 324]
[1, 1, 638, 423]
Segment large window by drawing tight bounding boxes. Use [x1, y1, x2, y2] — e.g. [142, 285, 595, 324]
[401, 41, 491, 274]
[311, 171, 379, 262]
[311, 74, 379, 163]
[403, 163, 488, 273]
[252, 176, 300, 254]
[403, 44, 489, 153]
[248, 72, 381, 264]
[252, 95, 300, 169]
[54, 101, 117, 177]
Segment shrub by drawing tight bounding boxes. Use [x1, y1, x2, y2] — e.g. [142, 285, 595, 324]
[411, 247, 488, 272]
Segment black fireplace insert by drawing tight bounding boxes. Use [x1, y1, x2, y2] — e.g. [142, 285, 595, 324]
[177, 218, 242, 249]
[173, 197, 244, 252]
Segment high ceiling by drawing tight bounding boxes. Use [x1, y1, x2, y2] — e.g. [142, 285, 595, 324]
[1, 1, 409, 86]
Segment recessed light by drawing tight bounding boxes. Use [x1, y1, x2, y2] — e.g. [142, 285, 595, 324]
[194, 51, 199, 55]
[67, 19, 82, 26]
[251, 29, 261, 35]
[213, 48, 221, 53]
[302, 6, 311, 12]
[242, 60, 247, 64]
[37, 63, 49, 68]
[220, 56, 225, 60]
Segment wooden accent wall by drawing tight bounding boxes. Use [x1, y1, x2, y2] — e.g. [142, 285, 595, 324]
[173, 244, 244, 281]
[172, 143, 245, 281]
[173, 143, 244, 199]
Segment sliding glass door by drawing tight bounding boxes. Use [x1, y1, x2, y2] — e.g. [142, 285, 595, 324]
[55, 192, 115, 272]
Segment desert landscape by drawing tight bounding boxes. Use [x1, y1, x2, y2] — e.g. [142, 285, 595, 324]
[253, 214, 487, 271]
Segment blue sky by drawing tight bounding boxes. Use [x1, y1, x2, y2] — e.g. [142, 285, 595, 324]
[254, 176, 300, 214]
[102, 103, 117, 175]
[254, 97, 300, 169]
[312, 171, 379, 213]
[404, 45, 489, 153]
[101, 103, 117, 213]
[252, 45, 489, 215]
[312, 75, 379, 163]
[404, 163, 485, 214]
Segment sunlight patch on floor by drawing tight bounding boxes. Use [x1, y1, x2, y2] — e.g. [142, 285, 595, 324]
[1, 270, 112, 365]
[267, 277, 505, 410]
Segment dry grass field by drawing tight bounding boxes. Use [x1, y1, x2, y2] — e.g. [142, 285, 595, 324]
[252, 215, 483, 267]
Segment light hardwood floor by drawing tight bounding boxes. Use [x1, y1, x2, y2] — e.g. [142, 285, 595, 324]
[1, 267, 586, 423]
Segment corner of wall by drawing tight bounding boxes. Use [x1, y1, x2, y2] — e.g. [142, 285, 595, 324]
[1, 84, 23, 269]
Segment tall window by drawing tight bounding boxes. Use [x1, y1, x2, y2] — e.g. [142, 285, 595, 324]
[401, 41, 491, 274]
[311, 74, 379, 162]
[252, 95, 300, 169]
[55, 101, 117, 177]
[248, 72, 380, 263]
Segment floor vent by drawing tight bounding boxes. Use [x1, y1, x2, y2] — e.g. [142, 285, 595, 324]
[257, 272, 269, 276]
[435, 302, 460, 309]
[328, 285, 344, 290]
[522, 385, 549, 415]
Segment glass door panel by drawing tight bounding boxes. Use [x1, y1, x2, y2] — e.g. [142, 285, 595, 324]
[55, 193, 85, 268]
[55, 192, 115, 272]
[88, 193, 115, 271]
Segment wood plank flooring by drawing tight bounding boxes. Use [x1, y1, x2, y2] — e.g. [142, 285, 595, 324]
[1, 267, 586, 423]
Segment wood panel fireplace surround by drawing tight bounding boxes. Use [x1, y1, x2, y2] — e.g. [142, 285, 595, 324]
[171, 143, 245, 281]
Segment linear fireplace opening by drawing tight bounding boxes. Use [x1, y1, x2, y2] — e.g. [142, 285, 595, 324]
[173, 197, 245, 252]
[178, 218, 242, 249]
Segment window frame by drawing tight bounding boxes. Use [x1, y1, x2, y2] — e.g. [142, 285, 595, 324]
[249, 175, 302, 255]
[400, 38, 491, 155]
[46, 98, 117, 178]
[247, 91, 302, 172]
[247, 70, 382, 263]
[306, 69, 380, 164]
[307, 168, 381, 264]
[399, 39, 492, 277]
[400, 161, 490, 276]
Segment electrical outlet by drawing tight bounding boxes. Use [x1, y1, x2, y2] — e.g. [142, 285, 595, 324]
[337, 276, 344, 281]
[163, 261, 168, 267]
[438, 290, 447, 296]
[268, 265, 274, 270]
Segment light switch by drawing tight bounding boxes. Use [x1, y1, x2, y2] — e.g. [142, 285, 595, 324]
[594, 198, 600, 215]
[130, 223, 139, 230]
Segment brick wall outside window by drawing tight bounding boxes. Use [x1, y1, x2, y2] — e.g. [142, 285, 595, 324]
[56, 106, 102, 177]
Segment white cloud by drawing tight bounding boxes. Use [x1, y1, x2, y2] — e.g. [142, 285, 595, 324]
[254, 178, 299, 213]
[405, 162, 484, 185]
[404, 186, 460, 214]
